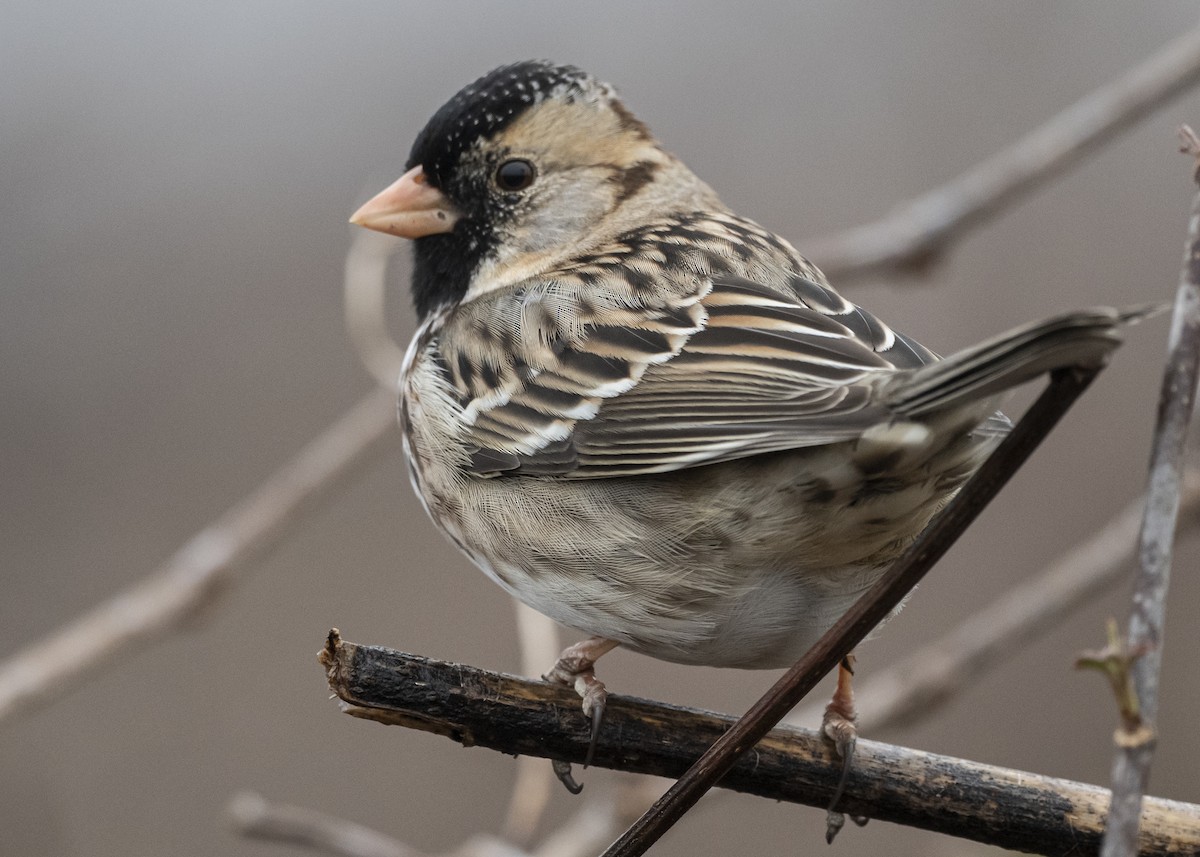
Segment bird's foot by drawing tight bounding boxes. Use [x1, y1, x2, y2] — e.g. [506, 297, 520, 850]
[543, 636, 618, 793]
[823, 654, 869, 842]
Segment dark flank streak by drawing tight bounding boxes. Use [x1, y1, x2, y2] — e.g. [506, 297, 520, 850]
[623, 265, 658, 292]
[478, 361, 501, 389]
[805, 479, 837, 504]
[456, 352, 475, 389]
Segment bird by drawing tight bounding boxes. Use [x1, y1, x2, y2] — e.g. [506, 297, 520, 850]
[349, 60, 1149, 805]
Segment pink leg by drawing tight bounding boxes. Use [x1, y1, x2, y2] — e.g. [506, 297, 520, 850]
[823, 653, 869, 841]
[543, 636, 619, 793]
[822, 653, 858, 758]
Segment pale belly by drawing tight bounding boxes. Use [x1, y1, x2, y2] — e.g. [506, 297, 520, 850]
[409, 442, 948, 670]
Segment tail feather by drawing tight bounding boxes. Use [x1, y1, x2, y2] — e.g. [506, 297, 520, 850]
[888, 304, 1162, 418]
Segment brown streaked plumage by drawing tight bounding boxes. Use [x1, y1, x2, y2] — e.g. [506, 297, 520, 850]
[350, 61, 1154, 794]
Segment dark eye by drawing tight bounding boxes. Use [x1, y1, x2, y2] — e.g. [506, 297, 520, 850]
[494, 159, 536, 192]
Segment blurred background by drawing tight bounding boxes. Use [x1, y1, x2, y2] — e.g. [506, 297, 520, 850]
[3, 2, 1200, 855]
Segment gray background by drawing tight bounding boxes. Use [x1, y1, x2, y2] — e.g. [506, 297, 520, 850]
[3, 2, 1199, 855]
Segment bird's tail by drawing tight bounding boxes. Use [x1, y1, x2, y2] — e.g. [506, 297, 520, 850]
[886, 304, 1162, 418]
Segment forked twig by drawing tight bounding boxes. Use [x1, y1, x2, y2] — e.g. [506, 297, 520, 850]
[1097, 126, 1200, 857]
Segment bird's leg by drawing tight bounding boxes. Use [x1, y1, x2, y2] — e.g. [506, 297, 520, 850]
[543, 636, 619, 794]
[823, 653, 869, 841]
[823, 653, 859, 775]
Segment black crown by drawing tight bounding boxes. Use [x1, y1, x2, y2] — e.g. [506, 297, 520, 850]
[407, 61, 596, 186]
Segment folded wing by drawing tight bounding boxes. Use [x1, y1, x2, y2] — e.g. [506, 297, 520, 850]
[436, 259, 938, 478]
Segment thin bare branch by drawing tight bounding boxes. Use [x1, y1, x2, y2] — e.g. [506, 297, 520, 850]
[807, 24, 1200, 281]
[319, 633, 1200, 857]
[344, 229, 407, 388]
[791, 471, 1200, 734]
[230, 791, 418, 857]
[1099, 127, 1200, 857]
[230, 785, 658, 857]
[0, 387, 398, 726]
[502, 602, 561, 846]
[531, 781, 661, 857]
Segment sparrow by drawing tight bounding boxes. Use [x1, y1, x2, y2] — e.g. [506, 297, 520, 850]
[349, 60, 1146, 798]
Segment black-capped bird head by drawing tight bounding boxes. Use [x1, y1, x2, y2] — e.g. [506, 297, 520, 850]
[350, 60, 720, 320]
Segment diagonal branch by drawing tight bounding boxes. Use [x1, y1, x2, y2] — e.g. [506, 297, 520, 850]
[792, 470, 1200, 734]
[807, 24, 1200, 281]
[1098, 128, 1200, 857]
[319, 633, 1200, 857]
[601, 365, 1102, 857]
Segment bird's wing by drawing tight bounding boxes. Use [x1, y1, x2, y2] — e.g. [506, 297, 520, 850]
[435, 266, 938, 478]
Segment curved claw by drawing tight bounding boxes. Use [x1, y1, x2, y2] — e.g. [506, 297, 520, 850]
[823, 654, 860, 816]
[543, 637, 618, 792]
[584, 700, 605, 768]
[826, 733, 856, 812]
[825, 809, 845, 844]
[551, 759, 584, 795]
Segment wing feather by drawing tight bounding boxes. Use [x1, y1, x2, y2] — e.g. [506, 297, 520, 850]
[433, 220, 937, 478]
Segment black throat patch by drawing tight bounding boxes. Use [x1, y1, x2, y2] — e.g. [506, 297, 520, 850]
[406, 61, 601, 320]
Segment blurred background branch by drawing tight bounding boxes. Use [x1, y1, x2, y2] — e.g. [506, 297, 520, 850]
[231, 790, 419, 857]
[0, 387, 396, 724]
[807, 23, 1200, 281]
[231, 783, 663, 857]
